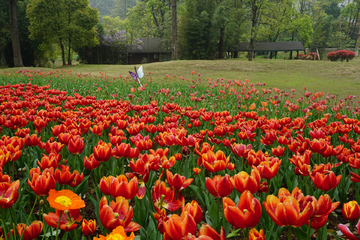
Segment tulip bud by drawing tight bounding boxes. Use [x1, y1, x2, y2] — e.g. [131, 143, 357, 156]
[343, 201, 360, 221]
[82, 219, 96, 236]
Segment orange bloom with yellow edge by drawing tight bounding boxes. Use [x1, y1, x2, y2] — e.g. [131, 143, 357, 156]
[201, 150, 230, 172]
[342, 200, 360, 221]
[248, 228, 265, 240]
[47, 189, 85, 211]
[263, 188, 314, 227]
[94, 225, 135, 240]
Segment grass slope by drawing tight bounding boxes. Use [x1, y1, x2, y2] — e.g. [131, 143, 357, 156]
[2, 58, 360, 99]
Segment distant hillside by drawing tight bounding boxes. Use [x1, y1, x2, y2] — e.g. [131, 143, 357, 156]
[89, 0, 136, 19]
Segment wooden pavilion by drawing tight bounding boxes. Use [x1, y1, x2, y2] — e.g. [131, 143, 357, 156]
[228, 42, 306, 59]
[127, 38, 172, 64]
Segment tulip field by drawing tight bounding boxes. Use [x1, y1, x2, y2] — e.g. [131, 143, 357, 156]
[0, 67, 360, 240]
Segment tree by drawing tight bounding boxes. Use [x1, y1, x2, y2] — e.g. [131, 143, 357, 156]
[341, 0, 360, 55]
[9, 0, 24, 67]
[89, 0, 114, 19]
[172, 0, 177, 59]
[247, 0, 267, 61]
[0, 0, 10, 65]
[111, 0, 137, 19]
[258, 0, 297, 42]
[27, 0, 99, 65]
[310, 2, 333, 54]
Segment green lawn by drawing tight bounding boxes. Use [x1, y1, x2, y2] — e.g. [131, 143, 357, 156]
[2, 57, 360, 99]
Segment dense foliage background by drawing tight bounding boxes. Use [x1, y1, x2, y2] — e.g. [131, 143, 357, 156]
[0, 0, 359, 66]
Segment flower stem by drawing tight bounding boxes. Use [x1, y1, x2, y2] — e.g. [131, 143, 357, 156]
[0, 208, 9, 240]
[288, 226, 292, 240]
[20, 196, 38, 240]
[307, 218, 312, 240]
[72, 229, 78, 240]
[55, 210, 63, 240]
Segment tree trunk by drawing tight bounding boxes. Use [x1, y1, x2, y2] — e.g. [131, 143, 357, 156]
[171, 0, 178, 60]
[9, 0, 23, 67]
[248, 1, 257, 61]
[218, 26, 225, 59]
[1, 48, 6, 66]
[355, 27, 360, 57]
[68, 37, 72, 65]
[60, 38, 66, 66]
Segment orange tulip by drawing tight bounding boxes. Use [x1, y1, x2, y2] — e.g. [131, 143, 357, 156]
[271, 145, 285, 157]
[248, 228, 265, 240]
[0, 179, 20, 208]
[343, 201, 360, 221]
[194, 142, 213, 165]
[112, 143, 131, 158]
[255, 158, 282, 180]
[205, 175, 233, 198]
[93, 140, 112, 162]
[302, 194, 339, 229]
[231, 143, 252, 159]
[166, 170, 193, 191]
[310, 170, 341, 192]
[13, 221, 43, 240]
[99, 196, 141, 232]
[263, 188, 314, 227]
[90, 124, 103, 136]
[202, 150, 230, 172]
[58, 133, 72, 145]
[153, 208, 168, 234]
[163, 214, 197, 240]
[37, 152, 61, 170]
[231, 168, 261, 194]
[196, 224, 226, 240]
[193, 167, 201, 175]
[247, 150, 267, 167]
[82, 219, 96, 236]
[68, 135, 85, 155]
[28, 167, 56, 196]
[43, 209, 81, 232]
[181, 200, 203, 224]
[223, 191, 262, 229]
[99, 175, 138, 200]
[260, 130, 277, 145]
[43, 140, 64, 154]
[54, 165, 84, 187]
[83, 154, 100, 170]
[152, 180, 184, 212]
[25, 134, 41, 147]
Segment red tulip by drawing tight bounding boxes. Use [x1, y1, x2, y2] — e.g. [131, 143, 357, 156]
[202, 150, 230, 172]
[43, 209, 81, 231]
[231, 168, 261, 194]
[99, 196, 141, 232]
[152, 180, 184, 212]
[99, 175, 138, 200]
[13, 221, 43, 240]
[166, 170, 193, 191]
[28, 167, 56, 196]
[343, 201, 360, 221]
[263, 188, 314, 227]
[205, 175, 233, 198]
[82, 219, 96, 236]
[223, 190, 262, 229]
[181, 200, 203, 224]
[163, 214, 197, 240]
[68, 135, 85, 155]
[83, 154, 100, 170]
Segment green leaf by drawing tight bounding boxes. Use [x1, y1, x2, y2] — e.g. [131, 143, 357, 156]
[188, 185, 206, 206]
[294, 227, 307, 239]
